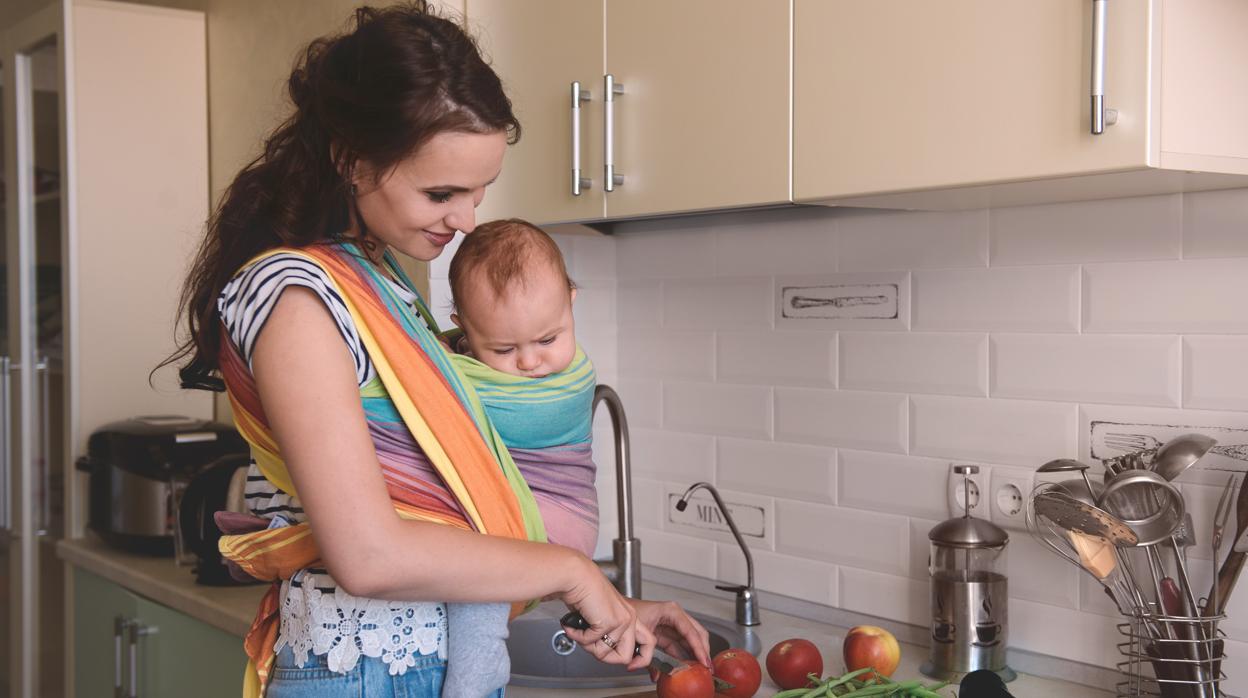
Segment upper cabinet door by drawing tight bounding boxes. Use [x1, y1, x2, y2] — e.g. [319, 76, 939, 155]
[794, 0, 1153, 202]
[469, 0, 605, 225]
[602, 0, 790, 218]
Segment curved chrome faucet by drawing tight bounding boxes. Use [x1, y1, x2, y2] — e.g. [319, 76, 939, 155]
[593, 385, 642, 598]
[677, 482, 760, 626]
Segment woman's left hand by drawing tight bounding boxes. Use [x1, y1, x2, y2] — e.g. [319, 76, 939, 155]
[626, 598, 712, 669]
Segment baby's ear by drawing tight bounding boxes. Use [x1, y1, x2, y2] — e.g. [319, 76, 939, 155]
[569, 287, 578, 305]
[449, 312, 463, 328]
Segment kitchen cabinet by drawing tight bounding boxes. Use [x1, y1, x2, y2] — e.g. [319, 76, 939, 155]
[3, 1, 212, 695]
[73, 567, 244, 698]
[468, 0, 790, 224]
[793, 0, 1248, 210]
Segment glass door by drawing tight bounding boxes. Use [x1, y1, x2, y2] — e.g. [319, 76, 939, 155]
[3, 4, 66, 696]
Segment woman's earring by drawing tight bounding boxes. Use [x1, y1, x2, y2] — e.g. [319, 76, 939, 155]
[350, 182, 358, 196]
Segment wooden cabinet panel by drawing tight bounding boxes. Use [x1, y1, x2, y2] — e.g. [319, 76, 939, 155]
[794, 0, 1153, 202]
[603, 0, 790, 218]
[468, 0, 605, 225]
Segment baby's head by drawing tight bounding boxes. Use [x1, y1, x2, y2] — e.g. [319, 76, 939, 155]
[449, 219, 577, 378]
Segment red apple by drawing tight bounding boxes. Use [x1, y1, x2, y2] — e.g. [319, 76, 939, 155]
[842, 625, 900, 678]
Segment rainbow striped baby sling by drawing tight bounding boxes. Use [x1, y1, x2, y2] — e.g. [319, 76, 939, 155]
[216, 242, 546, 697]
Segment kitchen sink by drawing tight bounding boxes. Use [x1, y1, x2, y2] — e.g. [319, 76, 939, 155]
[507, 601, 762, 689]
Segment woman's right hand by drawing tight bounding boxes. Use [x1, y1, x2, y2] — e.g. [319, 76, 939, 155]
[558, 556, 655, 672]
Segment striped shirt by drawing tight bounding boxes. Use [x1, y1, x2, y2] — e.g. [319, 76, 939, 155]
[218, 252, 429, 547]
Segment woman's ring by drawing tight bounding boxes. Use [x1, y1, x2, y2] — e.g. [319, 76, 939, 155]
[600, 633, 617, 649]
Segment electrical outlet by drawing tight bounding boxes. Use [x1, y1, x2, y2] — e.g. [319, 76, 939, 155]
[946, 463, 990, 518]
[988, 465, 1035, 531]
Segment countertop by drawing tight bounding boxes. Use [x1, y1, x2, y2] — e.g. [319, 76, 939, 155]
[59, 537, 1111, 697]
[58, 535, 266, 638]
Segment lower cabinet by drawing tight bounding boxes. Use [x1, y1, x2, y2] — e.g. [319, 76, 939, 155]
[73, 568, 246, 697]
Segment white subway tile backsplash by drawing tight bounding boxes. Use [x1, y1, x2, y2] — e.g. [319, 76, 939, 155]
[717, 437, 837, 504]
[912, 266, 1080, 332]
[1184, 336, 1248, 410]
[636, 526, 717, 578]
[776, 272, 909, 331]
[990, 334, 1181, 407]
[776, 500, 909, 575]
[664, 278, 773, 330]
[1009, 599, 1121, 669]
[1083, 258, 1248, 333]
[613, 378, 662, 429]
[990, 194, 1181, 265]
[1183, 188, 1248, 259]
[714, 209, 837, 277]
[775, 388, 907, 452]
[572, 283, 616, 327]
[839, 568, 929, 627]
[838, 450, 950, 520]
[840, 332, 988, 397]
[836, 208, 989, 271]
[616, 228, 715, 280]
[717, 544, 838, 606]
[717, 331, 836, 387]
[663, 381, 772, 439]
[629, 428, 715, 483]
[910, 395, 1077, 467]
[1007, 533, 1081, 609]
[619, 331, 715, 380]
[631, 477, 665, 531]
[568, 233, 617, 281]
[617, 281, 662, 329]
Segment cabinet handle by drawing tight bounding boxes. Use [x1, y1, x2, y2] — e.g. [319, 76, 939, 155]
[126, 620, 157, 698]
[604, 74, 625, 191]
[35, 356, 50, 535]
[571, 82, 593, 196]
[1, 356, 11, 532]
[1090, 0, 1114, 134]
[114, 616, 128, 698]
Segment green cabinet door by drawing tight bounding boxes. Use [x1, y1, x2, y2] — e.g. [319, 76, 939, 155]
[74, 567, 139, 697]
[74, 568, 247, 698]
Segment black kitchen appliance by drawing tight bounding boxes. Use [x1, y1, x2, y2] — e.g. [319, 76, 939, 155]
[76, 415, 247, 555]
[178, 452, 260, 585]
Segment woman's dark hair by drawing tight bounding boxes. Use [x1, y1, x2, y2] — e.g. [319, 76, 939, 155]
[164, 1, 519, 391]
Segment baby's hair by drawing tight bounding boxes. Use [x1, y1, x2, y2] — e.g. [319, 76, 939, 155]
[449, 218, 575, 314]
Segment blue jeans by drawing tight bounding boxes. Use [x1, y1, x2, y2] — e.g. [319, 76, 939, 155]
[265, 645, 506, 698]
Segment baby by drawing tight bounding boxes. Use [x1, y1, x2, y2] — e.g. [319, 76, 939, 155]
[441, 219, 599, 697]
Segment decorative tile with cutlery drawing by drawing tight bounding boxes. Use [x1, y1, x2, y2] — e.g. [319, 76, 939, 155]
[776, 271, 909, 330]
[1090, 420, 1248, 474]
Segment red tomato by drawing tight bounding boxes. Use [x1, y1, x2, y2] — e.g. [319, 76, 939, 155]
[657, 659, 715, 698]
[765, 638, 824, 690]
[712, 648, 761, 698]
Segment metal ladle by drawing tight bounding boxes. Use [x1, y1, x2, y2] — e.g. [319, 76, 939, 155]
[1152, 433, 1218, 483]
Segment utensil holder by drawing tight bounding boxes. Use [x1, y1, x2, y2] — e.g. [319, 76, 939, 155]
[1116, 612, 1229, 698]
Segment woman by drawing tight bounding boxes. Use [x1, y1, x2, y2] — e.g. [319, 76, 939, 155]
[169, 3, 710, 696]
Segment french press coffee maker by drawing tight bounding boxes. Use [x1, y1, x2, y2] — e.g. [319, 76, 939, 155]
[921, 465, 1016, 683]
